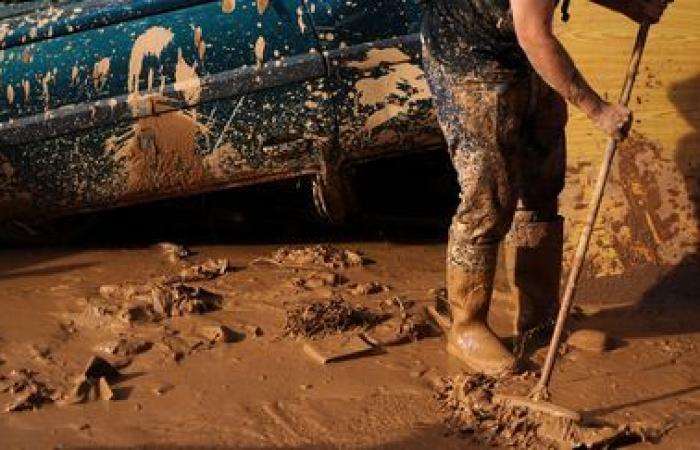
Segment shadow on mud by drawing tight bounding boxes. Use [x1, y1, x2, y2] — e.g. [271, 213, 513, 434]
[584, 383, 700, 417]
[0, 259, 97, 279]
[574, 71, 700, 340]
[59, 423, 478, 450]
[0, 150, 458, 249]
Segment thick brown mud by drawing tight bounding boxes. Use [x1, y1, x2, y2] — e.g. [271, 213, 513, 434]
[0, 232, 699, 449]
[0, 135, 699, 448]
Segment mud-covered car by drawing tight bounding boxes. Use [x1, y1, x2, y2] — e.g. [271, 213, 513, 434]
[0, 0, 441, 230]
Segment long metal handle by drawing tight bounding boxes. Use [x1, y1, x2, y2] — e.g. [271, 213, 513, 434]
[531, 23, 651, 400]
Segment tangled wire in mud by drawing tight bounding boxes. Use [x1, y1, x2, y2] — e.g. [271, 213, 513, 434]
[283, 299, 381, 338]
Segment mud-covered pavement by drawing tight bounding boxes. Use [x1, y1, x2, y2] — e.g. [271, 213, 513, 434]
[1, 163, 700, 449]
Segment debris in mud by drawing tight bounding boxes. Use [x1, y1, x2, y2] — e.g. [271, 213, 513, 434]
[94, 281, 222, 324]
[290, 271, 346, 290]
[65, 375, 114, 404]
[283, 298, 383, 338]
[379, 296, 414, 312]
[59, 319, 78, 336]
[254, 245, 366, 270]
[436, 373, 666, 448]
[567, 329, 612, 353]
[436, 373, 540, 448]
[66, 356, 123, 402]
[96, 337, 153, 358]
[366, 297, 434, 346]
[347, 281, 390, 296]
[176, 258, 230, 282]
[28, 344, 55, 365]
[148, 283, 222, 318]
[157, 242, 191, 263]
[157, 325, 240, 362]
[303, 334, 380, 364]
[158, 338, 186, 363]
[198, 325, 243, 344]
[159, 333, 202, 363]
[83, 355, 121, 382]
[152, 383, 175, 397]
[2, 369, 55, 412]
[244, 324, 264, 338]
[108, 356, 135, 371]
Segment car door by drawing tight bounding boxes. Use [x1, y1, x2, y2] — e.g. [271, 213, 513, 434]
[302, 0, 441, 163]
[0, 0, 332, 221]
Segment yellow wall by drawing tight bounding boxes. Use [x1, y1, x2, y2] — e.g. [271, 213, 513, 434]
[556, 1, 699, 276]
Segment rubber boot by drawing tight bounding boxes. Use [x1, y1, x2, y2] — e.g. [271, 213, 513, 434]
[446, 264, 516, 376]
[502, 216, 564, 337]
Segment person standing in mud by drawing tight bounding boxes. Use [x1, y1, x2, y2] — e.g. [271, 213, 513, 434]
[421, 0, 672, 375]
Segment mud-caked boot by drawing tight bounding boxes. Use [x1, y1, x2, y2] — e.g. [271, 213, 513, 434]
[446, 264, 516, 376]
[502, 216, 564, 337]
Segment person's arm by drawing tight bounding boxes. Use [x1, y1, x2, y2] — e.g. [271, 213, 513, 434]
[511, 0, 631, 139]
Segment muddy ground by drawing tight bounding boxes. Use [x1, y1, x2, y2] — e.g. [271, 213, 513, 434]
[1, 154, 700, 449]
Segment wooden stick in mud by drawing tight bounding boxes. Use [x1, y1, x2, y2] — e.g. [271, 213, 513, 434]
[530, 23, 652, 401]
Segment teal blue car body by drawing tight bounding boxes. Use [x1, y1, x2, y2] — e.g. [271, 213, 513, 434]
[0, 0, 441, 224]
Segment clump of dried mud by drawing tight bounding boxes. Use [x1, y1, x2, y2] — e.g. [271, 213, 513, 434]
[85, 258, 230, 327]
[436, 373, 545, 448]
[94, 281, 222, 325]
[157, 242, 191, 263]
[347, 281, 390, 296]
[95, 337, 153, 358]
[156, 324, 243, 363]
[370, 297, 435, 344]
[175, 258, 229, 282]
[290, 271, 347, 290]
[1, 369, 56, 412]
[263, 245, 366, 269]
[283, 298, 382, 338]
[436, 373, 666, 449]
[63, 356, 122, 405]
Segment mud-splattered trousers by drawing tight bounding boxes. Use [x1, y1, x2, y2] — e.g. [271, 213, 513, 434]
[421, 45, 567, 272]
